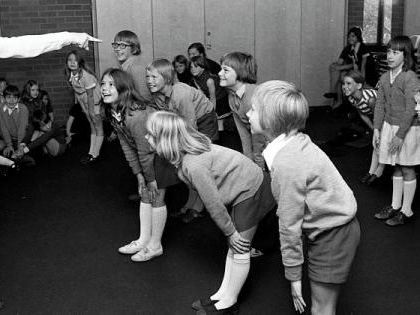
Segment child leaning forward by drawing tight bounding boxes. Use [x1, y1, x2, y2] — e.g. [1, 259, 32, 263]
[247, 80, 360, 315]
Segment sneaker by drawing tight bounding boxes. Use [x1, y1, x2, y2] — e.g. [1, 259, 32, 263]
[359, 172, 372, 184]
[118, 240, 144, 254]
[131, 245, 163, 262]
[385, 212, 414, 226]
[182, 209, 204, 223]
[374, 205, 400, 220]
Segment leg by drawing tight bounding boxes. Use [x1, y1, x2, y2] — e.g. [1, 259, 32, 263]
[91, 113, 104, 158]
[310, 281, 341, 315]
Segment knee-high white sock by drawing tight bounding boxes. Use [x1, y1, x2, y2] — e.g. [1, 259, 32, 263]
[215, 252, 250, 309]
[148, 206, 167, 249]
[391, 176, 403, 209]
[401, 179, 416, 217]
[211, 249, 234, 301]
[137, 202, 152, 246]
[88, 134, 96, 156]
[93, 135, 104, 157]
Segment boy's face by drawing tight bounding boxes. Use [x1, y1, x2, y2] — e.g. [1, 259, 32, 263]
[101, 74, 119, 105]
[113, 41, 133, 63]
[5, 94, 19, 108]
[219, 64, 238, 88]
[146, 68, 165, 93]
[342, 77, 361, 97]
[246, 102, 263, 134]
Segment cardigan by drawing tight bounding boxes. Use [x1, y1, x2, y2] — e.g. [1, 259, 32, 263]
[0, 103, 29, 147]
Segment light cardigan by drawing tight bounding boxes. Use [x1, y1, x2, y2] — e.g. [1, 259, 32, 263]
[373, 70, 420, 139]
[264, 133, 357, 281]
[180, 144, 263, 236]
[0, 32, 92, 58]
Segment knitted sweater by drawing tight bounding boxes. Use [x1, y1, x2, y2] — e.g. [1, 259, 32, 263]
[0, 104, 29, 147]
[180, 144, 263, 236]
[266, 133, 357, 281]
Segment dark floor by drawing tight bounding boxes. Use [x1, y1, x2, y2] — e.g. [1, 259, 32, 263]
[1, 110, 420, 315]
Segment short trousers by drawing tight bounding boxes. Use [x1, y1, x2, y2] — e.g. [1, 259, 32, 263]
[307, 217, 360, 284]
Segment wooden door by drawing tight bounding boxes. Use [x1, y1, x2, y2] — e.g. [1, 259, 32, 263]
[152, 0, 205, 60]
[204, 0, 255, 63]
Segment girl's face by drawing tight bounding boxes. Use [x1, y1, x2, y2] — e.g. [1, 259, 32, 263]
[42, 94, 49, 105]
[146, 68, 165, 93]
[67, 54, 79, 72]
[219, 64, 238, 88]
[246, 103, 263, 134]
[113, 41, 133, 63]
[347, 32, 359, 45]
[188, 48, 201, 59]
[100, 74, 119, 105]
[174, 62, 186, 74]
[387, 49, 404, 70]
[190, 63, 204, 77]
[342, 77, 361, 97]
[30, 85, 39, 99]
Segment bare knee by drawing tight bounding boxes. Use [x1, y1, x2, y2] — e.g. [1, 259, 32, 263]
[310, 281, 340, 315]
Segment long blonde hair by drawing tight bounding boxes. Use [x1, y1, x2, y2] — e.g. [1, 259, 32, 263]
[146, 111, 211, 167]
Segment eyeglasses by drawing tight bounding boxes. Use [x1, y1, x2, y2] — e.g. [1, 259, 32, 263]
[111, 42, 132, 49]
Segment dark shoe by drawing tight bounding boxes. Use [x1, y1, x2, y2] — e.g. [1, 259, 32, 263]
[374, 205, 400, 220]
[128, 193, 140, 202]
[169, 207, 188, 218]
[385, 212, 414, 226]
[80, 154, 92, 164]
[197, 303, 239, 315]
[81, 154, 98, 165]
[182, 209, 204, 223]
[359, 173, 372, 184]
[323, 92, 338, 99]
[192, 297, 217, 310]
[366, 174, 379, 186]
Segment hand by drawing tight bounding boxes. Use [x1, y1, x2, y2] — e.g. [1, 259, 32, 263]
[136, 173, 146, 197]
[414, 91, 420, 105]
[3, 146, 14, 158]
[388, 136, 403, 155]
[107, 131, 117, 142]
[372, 129, 380, 150]
[147, 180, 158, 202]
[73, 33, 102, 50]
[228, 231, 250, 254]
[290, 280, 306, 314]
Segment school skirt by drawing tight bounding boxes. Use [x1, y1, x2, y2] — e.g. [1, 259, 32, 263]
[378, 121, 420, 166]
[307, 217, 360, 284]
[230, 172, 276, 232]
[154, 155, 181, 189]
[197, 110, 219, 142]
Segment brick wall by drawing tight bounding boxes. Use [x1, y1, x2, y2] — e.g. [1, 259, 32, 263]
[0, 0, 96, 123]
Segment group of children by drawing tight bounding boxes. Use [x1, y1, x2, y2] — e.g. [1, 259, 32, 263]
[2, 28, 419, 314]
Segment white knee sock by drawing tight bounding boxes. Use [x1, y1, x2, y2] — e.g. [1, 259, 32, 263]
[148, 206, 167, 249]
[391, 176, 403, 209]
[137, 202, 152, 246]
[211, 249, 234, 301]
[401, 179, 416, 217]
[88, 134, 96, 156]
[93, 135, 104, 157]
[215, 252, 250, 309]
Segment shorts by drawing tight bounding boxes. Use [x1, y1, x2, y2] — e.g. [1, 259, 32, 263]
[154, 155, 181, 189]
[231, 172, 276, 232]
[308, 217, 360, 284]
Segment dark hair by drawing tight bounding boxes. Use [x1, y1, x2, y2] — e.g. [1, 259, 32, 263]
[64, 50, 96, 83]
[114, 30, 141, 55]
[190, 55, 209, 70]
[21, 80, 39, 102]
[39, 89, 51, 105]
[220, 52, 257, 83]
[348, 26, 363, 43]
[387, 35, 416, 71]
[33, 109, 46, 122]
[188, 42, 206, 57]
[4, 85, 20, 97]
[173, 55, 189, 67]
[101, 68, 145, 123]
[344, 70, 365, 85]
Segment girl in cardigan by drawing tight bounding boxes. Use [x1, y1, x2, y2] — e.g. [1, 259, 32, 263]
[101, 68, 167, 262]
[146, 111, 275, 314]
[372, 35, 420, 226]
